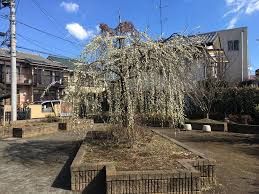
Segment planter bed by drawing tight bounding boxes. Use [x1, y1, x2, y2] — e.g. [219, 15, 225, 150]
[71, 128, 216, 193]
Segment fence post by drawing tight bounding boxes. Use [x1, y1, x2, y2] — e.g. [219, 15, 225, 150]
[3, 108, 5, 126]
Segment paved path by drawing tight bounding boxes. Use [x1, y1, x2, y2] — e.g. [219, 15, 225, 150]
[159, 129, 259, 194]
[0, 130, 87, 193]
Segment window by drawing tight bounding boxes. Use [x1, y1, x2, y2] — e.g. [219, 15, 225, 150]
[228, 40, 239, 51]
[234, 40, 239, 50]
[228, 41, 233, 51]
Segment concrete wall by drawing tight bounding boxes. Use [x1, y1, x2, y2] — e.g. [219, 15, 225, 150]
[218, 27, 249, 83]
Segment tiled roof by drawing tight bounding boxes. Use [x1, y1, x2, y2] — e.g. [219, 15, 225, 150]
[0, 49, 67, 68]
[188, 32, 217, 45]
[48, 56, 77, 70]
[163, 32, 218, 46]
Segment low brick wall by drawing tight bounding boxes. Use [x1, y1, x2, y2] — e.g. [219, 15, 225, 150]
[186, 121, 228, 132]
[12, 123, 58, 138]
[228, 123, 259, 134]
[0, 126, 11, 139]
[70, 130, 216, 194]
[106, 168, 201, 194]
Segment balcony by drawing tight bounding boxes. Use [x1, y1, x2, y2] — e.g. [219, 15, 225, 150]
[4, 73, 33, 85]
[33, 75, 66, 87]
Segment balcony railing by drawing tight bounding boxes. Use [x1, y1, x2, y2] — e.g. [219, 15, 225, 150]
[2, 73, 68, 87]
[5, 73, 33, 85]
[33, 75, 66, 87]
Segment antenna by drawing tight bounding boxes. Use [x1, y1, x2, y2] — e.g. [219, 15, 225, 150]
[159, 0, 163, 37]
[158, 0, 168, 38]
[118, 9, 122, 23]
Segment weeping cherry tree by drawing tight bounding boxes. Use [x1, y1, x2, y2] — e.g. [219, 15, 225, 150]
[66, 22, 210, 142]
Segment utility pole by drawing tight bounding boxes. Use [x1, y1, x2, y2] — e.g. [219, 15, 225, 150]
[10, 0, 17, 121]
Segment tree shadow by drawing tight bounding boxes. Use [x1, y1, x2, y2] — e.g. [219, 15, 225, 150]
[3, 139, 82, 190]
[52, 141, 82, 190]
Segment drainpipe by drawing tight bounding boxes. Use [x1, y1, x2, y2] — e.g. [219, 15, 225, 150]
[241, 30, 244, 82]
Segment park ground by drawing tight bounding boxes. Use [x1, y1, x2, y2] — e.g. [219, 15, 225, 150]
[0, 126, 258, 193]
[159, 129, 259, 194]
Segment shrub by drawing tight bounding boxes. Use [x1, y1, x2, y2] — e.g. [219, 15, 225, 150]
[214, 87, 257, 115]
[45, 115, 59, 123]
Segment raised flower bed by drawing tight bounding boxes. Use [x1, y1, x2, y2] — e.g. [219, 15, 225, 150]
[70, 128, 216, 193]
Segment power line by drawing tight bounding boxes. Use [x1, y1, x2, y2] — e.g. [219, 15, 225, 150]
[31, 0, 56, 25]
[16, 0, 21, 14]
[30, 0, 81, 44]
[17, 33, 62, 56]
[0, 14, 83, 48]
[16, 45, 71, 58]
[16, 32, 74, 55]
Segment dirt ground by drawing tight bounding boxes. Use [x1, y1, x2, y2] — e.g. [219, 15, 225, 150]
[83, 131, 199, 171]
[158, 129, 259, 194]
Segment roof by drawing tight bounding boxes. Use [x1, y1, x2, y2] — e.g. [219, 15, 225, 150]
[48, 56, 78, 70]
[188, 32, 217, 46]
[0, 48, 67, 69]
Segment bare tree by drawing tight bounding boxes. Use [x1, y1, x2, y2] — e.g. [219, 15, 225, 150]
[188, 78, 227, 119]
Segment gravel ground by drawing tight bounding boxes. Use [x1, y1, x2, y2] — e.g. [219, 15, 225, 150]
[0, 129, 89, 194]
[158, 129, 259, 194]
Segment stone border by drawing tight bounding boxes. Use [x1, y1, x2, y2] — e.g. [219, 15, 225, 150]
[228, 123, 259, 134]
[151, 130, 209, 160]
[70, 130, 216, 193]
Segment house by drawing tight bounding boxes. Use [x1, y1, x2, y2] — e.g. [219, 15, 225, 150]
[0, 48, 70, 106]
[192, 27, 249, 82]
[189, 32, 229, 80]
[256, 69, 259, 79]
[164, 32, 229, 81]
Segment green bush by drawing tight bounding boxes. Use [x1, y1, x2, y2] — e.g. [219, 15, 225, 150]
[213, 87, 257, 115]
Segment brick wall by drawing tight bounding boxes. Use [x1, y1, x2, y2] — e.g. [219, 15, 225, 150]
[70, 133, 216, 194]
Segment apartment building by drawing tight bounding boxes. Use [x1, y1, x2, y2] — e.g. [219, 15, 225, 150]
[0, 49, 70, 105]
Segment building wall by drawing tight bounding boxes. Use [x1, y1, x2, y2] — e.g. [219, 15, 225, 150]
[0, 59, 69, 105]
[218, 27, 249, 82]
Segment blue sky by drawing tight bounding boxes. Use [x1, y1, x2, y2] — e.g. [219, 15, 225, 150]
[0, 0, 259, 73]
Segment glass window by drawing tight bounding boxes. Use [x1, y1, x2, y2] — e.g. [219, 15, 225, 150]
[234, 40, 239, 50]
[228, 41, 233, 51]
